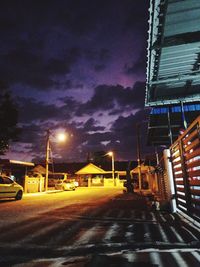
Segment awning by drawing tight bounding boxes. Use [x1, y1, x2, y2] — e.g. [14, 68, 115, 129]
[146, 0, 200, 106]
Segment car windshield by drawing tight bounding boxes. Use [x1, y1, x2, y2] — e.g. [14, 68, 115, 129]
[3, 177, 13, 184]
[0, 176, 13, 184]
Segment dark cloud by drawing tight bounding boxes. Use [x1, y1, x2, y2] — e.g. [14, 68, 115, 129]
[0, 0, 146, 92]
[53, 0, 109, 35]
[67, 109, 152, 161]
[130, 82, 146, 108]
[124, 47, 147, 75]
[18, 98, 63, 123]
[17, 96, 78, 124]
[18, 123, 43, 144]
[84, 48, 110, 72]
[94, 64, 106, 72]
[56, 80, 84, 90]
[77, 82, 146, 115]
[84, 48, 111, 62]
[111, 109, 150, 135]
[83, 118, 105, 132]
[110, 109, 152, 159]
[124, 0, 148, 33]
[0, 45, 81, 89]
[0, 0, 152, 162]
[60, 96, 79, 109]
[15, 106, 153, 162]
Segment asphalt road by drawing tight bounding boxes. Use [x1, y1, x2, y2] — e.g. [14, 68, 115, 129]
[0, 187, 200, 267]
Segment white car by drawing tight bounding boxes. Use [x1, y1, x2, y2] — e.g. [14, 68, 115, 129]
[55, 180, 76, 191]
[0, 175, 23, 200]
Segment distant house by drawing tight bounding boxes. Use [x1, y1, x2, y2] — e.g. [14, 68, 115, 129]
[31, 164, 48, 175]
[75, 163, 126, 187]
[0, 159, 34, 185]
[75, 163, 106, 186]
[131, 164, 157, 194]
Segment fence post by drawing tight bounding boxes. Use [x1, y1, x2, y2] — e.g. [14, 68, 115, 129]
[179, 139, 191, 214]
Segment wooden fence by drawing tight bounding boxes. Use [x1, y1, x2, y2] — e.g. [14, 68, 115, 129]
[170, 115, 200, 222]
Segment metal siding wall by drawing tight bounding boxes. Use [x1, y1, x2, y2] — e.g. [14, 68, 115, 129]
[170, 116, 200, 223]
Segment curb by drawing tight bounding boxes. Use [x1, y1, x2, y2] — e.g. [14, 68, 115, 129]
[24, 190, 63, 196]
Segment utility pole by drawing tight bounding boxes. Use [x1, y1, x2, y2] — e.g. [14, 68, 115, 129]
[107, 151, 115, 186]
[136, 123, 142, 191]
[45, 129, 50, 191]
[111, 152, 115, 184]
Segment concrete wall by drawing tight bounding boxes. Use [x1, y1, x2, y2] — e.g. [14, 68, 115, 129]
[24, 176, 45, 193]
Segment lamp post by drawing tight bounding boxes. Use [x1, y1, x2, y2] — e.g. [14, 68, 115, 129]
[108, 151, 115, 185]
[45, 129, 50, 192]
[136, 123, 142, 191]
[45, 130, 67, 191]
[136, 120, 148, 192]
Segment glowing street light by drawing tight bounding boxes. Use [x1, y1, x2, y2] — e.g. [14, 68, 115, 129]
[45, 129, 67, 191]
[57, 132, 67, 142]
[107, 151, 115, 185]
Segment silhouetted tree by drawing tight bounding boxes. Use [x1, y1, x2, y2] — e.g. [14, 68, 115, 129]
[0, 82, 20, 154]
[87, 151, 111, 165]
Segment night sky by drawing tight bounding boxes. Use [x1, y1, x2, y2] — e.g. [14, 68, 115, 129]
[0, 0, 153, 163]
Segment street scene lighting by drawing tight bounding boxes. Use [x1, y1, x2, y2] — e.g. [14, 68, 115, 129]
[107, 151, 115, 184]
[45, 130, 67, 191]
[57, 132, 67, 142]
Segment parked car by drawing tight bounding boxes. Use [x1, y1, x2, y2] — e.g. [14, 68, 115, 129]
[55, 180, 76, 191]
[48, 173, 67, 187]
[0, 175, 23, 200]
[68, 179, 79, 187]
[73, 181, 79, 187]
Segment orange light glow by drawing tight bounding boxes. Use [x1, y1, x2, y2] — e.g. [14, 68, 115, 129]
[57, 132, 67, 142]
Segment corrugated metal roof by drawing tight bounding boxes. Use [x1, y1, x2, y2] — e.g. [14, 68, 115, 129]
[146, 0, 200, 106]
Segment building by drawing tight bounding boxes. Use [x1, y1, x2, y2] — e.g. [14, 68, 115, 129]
[131, 164, 157, 194]
[0, 159, 34, 185]
[146, 0, 200, 223]
[146, 0, 200, 146]
[75, 163, 124, 187]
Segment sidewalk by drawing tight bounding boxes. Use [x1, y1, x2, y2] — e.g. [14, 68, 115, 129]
[23, 188, 63, 196]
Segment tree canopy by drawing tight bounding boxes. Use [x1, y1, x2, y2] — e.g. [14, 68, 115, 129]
[0, 82, 20, 154]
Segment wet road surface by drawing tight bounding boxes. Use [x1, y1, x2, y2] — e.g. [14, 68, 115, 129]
[0, 188, 199, 266]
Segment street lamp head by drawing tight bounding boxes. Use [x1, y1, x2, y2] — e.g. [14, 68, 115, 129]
[57, 132, 67, 142]
[107, 151, 113, 157]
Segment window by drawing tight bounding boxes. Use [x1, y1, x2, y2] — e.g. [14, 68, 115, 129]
[0, 177, 4, 184]
[3, 177, 13, 184]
